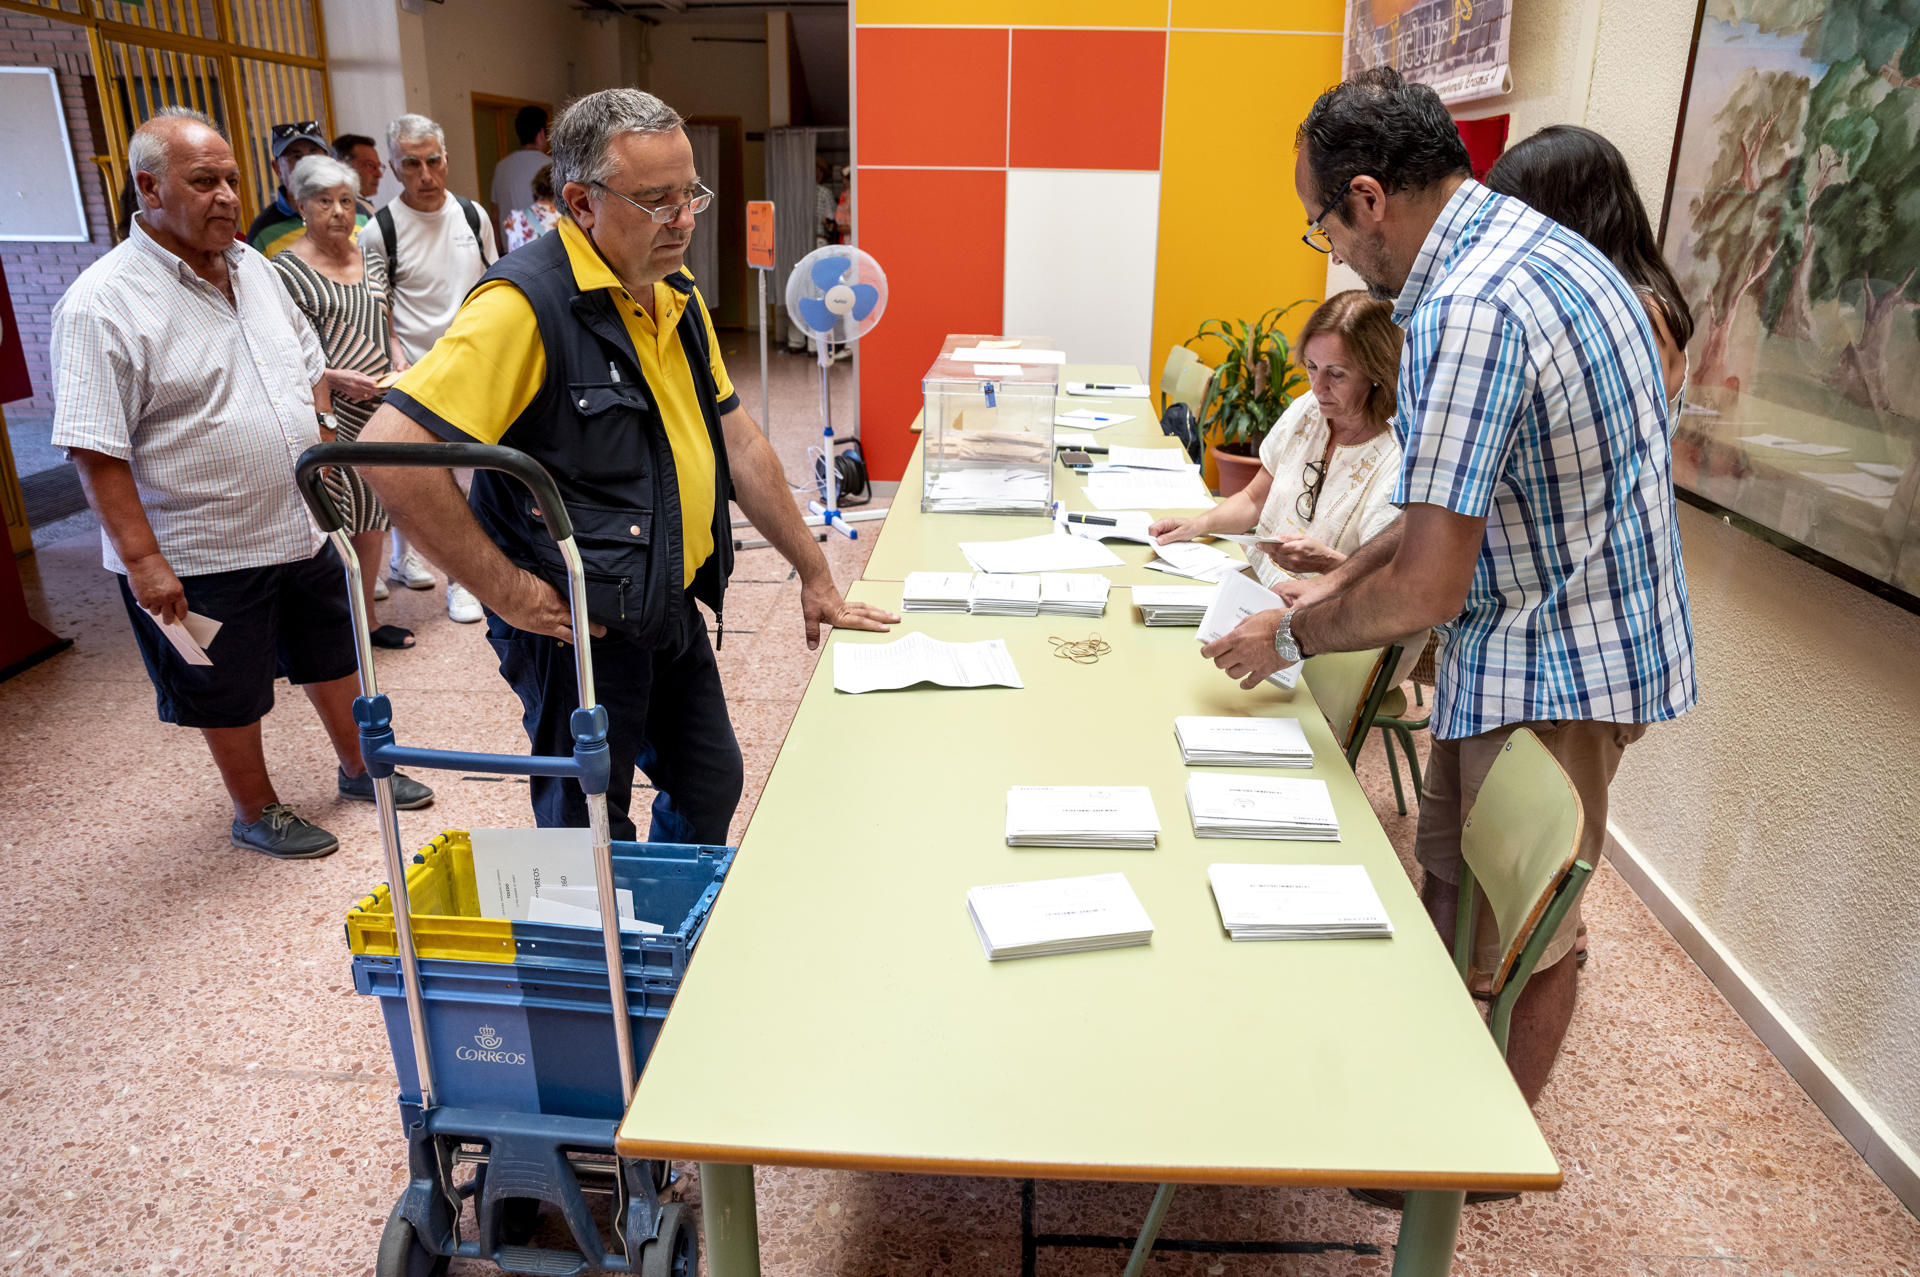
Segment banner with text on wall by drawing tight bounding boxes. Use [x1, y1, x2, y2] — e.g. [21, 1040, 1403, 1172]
[1343, 0, 1511, 105]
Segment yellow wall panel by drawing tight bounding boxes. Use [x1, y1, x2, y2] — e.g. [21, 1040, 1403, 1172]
[856, 0, 1166, 26]
[1151, 29, 1342, 401]
[1171, 0, 1346, 32]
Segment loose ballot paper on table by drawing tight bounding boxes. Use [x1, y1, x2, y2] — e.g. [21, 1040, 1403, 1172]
[1005, 785, 1160, 849]
[966, 872, 1155, 960]
[958, 532, 1124, 574]
[1196, 569, 1302, 689]
[1185, 773, 1341, 840]
[833, 631, 1024, 694]
[1132, 584, 1215, 626]
[1207, 863, 1392, 940]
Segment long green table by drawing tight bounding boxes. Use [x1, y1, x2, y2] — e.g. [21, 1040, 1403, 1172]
[615, 582, 1560, 1275]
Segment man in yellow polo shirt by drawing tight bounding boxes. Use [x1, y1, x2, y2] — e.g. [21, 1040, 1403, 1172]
[358, 88, 895, 842]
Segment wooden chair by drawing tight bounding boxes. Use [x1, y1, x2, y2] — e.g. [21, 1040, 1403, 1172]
[1301, 644, 1402, 767]
[1172, 360, 1214, 418]
[1452, 726, 1589, 1051]
[1122, 727, 1587, 1274]
[1159, 344, 1199, 414]
[1369, 631, 1439, 813]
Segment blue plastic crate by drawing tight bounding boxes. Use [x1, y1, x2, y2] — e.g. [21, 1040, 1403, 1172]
[346, 836, 735, 984]
[354, 953, 680, 1119]
[347, 838, 736, 1120]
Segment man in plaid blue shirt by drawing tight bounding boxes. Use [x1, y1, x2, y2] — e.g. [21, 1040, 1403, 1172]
[1203, 68, 1696, 1124]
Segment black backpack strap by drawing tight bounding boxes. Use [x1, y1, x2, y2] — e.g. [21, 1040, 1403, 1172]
[374, 204, 397, 277]
[457, 195, 492, 266]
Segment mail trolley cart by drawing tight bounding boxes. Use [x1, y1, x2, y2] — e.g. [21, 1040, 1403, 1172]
[296, 442, 734, 1277]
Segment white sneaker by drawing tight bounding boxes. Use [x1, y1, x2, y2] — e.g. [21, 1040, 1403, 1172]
[447, 581, 483, 624]
[373, 575, 390, 601]
[389, 548, 435, 590]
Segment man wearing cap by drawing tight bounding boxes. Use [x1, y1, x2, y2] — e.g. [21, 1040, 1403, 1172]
[248, 120, 368, 259]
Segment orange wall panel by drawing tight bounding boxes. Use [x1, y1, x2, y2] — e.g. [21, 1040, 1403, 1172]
[1009, 29, 1166, 171]
[858, 0, 1165, 25]
[855, 28, 1010, 169]
[855, 167, 1008, 481]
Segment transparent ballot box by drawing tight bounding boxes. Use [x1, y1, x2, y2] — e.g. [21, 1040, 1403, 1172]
[922, 342, 1058, 516]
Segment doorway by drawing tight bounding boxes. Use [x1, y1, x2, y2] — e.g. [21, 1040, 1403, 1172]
[472, 93, 552, 222]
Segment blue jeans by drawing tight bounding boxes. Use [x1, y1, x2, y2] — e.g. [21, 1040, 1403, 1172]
[486, 599, 742, 844]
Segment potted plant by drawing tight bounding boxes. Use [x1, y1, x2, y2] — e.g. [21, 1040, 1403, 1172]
[1188, 301, 1311, 497]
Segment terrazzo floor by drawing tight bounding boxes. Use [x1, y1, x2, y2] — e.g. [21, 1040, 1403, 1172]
[2, 343, 1915, 1275]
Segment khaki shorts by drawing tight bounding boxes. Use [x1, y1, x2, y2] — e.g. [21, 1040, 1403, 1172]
[1416, 719, 1647, 979]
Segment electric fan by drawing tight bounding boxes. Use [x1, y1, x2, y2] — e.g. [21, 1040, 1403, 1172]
[785, 246, 889, 538]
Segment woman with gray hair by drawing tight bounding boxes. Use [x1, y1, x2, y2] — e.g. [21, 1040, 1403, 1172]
[273, 152, 416, 648]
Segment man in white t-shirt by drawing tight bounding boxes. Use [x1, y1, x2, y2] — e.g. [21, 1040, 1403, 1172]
[362, 112, 499, 623]
[489, 105, 549, 244]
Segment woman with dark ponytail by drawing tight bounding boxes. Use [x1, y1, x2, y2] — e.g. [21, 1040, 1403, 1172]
[1485, 125, 1693, 422]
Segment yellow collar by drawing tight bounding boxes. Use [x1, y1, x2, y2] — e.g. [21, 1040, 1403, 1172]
[557, 217, 690, 325]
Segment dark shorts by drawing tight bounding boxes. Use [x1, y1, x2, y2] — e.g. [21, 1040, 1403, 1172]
[119, 544, 358, 730]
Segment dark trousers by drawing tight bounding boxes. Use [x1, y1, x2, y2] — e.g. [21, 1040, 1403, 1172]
[486, 602, 742, 845]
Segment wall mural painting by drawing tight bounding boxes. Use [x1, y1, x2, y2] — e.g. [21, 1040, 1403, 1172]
[1661, 0, 1920, 608]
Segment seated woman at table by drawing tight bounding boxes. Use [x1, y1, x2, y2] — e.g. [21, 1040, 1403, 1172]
[1484, 124, 1693, 421]
[1150, 289, 1402, 590]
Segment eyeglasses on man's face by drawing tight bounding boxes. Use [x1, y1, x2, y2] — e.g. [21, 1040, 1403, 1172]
[1303, 178, 1353, 254]
[592, 180, 715, 224]
[396, 151, 447, 173]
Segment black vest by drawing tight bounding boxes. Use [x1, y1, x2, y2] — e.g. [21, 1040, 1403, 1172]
[467, 230, 734, 648]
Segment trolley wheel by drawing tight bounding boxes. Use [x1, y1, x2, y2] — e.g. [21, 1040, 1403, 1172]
[499, 1195, 541, 1246]
[376, 1199, 450, 1277]
[639, 1200, 697, 1277]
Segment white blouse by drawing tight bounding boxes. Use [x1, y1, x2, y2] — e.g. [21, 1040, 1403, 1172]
[1251, 393, 1403, 589]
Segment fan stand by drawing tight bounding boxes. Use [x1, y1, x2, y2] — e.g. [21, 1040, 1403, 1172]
[810, 338, 856, 540]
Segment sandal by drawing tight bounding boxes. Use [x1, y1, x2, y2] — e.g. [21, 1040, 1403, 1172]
[371, 624, 415, 649]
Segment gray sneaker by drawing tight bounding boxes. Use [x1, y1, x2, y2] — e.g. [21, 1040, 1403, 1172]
[232, 803, 340, 859]
[338, 767, 435, 810]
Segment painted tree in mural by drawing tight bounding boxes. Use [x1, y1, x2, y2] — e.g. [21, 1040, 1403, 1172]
[1798, 2, 1920, 413]
[1685, 68, 1805, 389]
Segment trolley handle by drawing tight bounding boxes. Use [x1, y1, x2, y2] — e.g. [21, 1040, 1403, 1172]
[295, 441, 575, 544]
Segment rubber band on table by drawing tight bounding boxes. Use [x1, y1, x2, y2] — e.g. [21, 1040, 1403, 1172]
[1049, 634, 1111, 664]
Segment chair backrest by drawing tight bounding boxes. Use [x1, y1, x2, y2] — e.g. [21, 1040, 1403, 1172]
[1300, 644, 1400, 764]
[1172, 361, 1215, 418]
[1459, 727, 1586, 994]
[1159, 345, 1199, 407]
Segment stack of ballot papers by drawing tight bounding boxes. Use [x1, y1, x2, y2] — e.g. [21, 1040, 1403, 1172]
[1039, 573, 1110, 617]
[1174, 716, 1314, 767]
[968, 573, 1042, 616]
[1196, 569, 1301, 689]
[966, 872, 1155, 960]
[902, 571, 974, 613]
[1081, 469, 1215, 511]
[959, 532, 1124, 574]
[834, 632, 1024, 694]
[1207, 863, 1392, 940]
[1147, 540, 1249, 582]
[469, 827, 663, 932]
[924, 468, 1051, 513]
[1133, 584, 1215, 626]
[1005, 785, 1160, 848]
[1185, 773, 1340, 840]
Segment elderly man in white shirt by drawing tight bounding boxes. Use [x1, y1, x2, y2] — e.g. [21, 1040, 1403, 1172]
[51, 107, 432, 860]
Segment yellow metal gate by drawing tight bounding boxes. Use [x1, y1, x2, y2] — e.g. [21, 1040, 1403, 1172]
[1, 0, 333, 229]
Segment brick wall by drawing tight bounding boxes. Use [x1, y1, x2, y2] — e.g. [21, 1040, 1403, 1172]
[2, 12, 114, 413]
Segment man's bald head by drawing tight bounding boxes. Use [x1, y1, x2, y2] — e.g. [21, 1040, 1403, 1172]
[128, 107, 228, 193]
[129, 107, 243, 257]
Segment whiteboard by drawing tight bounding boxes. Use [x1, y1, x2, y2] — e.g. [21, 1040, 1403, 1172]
[0, 67, 89, 243]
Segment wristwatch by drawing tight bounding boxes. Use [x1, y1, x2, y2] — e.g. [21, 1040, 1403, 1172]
[317, 411, 339, 433]
[1273, 609, 1305, 664]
